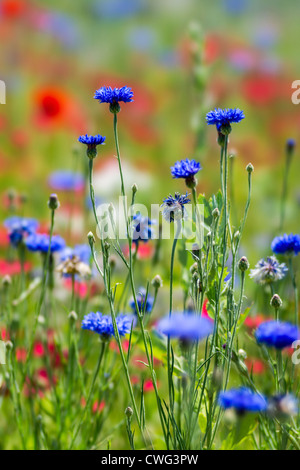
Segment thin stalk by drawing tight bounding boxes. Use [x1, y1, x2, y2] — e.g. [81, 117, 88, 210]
[70, 341, 106, 448]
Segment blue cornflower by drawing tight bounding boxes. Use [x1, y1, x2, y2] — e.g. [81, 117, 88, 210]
[161, 192, 191, 223]
[171, 159, 202, 188]
[206, 107, 245, 134]
[94, 86, 133, 113]
[82, 312, 134, 339]
[60, 244, 91, 264]
[4, 216, 39, 247]
[286, 138, 296, 152]
[131, 213, 155, 244]
[249, 256, 288, 284]
[271, 233, 300, 256]
[48, 171, 85, 192]
[218, 387, 267, 413]
[255, 320, 299, 349]
[25, 233, 65, 254]
[78, 134, 106, 147]
[157, 313, 213, 341]
[130, 288, 154, 315]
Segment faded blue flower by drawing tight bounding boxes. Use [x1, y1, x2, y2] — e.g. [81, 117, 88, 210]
[48, 171, 85, 192]
[25, 233, 65, 253]
[249, 256, 288, 284]
[4, 216, 39, 247]
[161, 192, 190, 223]
[130, 288, 154, 315]
[131, 213, 155, 244]
[157, 313, 213, 341]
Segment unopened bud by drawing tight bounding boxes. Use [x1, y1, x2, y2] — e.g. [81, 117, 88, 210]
[2, 275, 12, 287]
[246, 163, 254, 173]
[238, 256, 250, 272]
[152, 274, 163, 289]
[270, 294, 282, 309]
[48, 193, 60, 210]
[5, 341, 13, 351]
[125, 406, 133, 419]
[212, 208, 220, 219]
[68, 311, 78, 322]
[87, 232, 95, 246]
[131, 183, 138, 195]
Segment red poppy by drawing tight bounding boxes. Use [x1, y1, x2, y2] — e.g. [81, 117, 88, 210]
[33, 341, 45, 358]
[244, 315, 271, 331]
[0, 259, 32, 276]
[245, 358, 266, 375]
[1, 0, 26, 19]
[16, 347, 27, 363]
[241, 74, 280, 106]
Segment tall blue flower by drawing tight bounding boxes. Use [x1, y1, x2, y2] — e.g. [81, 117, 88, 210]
[48, 171, 85, 192]
[130, 288, 154, 315]
[78, 134, 106, 158]
[131, 213, 155, 244]
[4, 216, 39, 247]
[206, 107, 245, 135]
[255, 320, 299, 349]
[249, 256, 288, 284]
[82, 312, 134, 339]
[26, 233, 65, 254]
[94, 86, 133, 113]
[171, 159, 202, 188]
[161, 192, 190, 223]
[157, 313, 213, 341]
[271, 233, 300, 256]
[218, 387, 267, 413]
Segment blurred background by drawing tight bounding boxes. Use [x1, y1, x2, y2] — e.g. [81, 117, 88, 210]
[0, 0, 300, 263]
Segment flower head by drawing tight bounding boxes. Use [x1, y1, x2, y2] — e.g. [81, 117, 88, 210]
[60, 244, 91, 264]
[82, 312, 134, 339]
[129, 288, 154, 315]
[94, 86, 133, 113]
[25, 233, 65, 253]
[161, 192, 190, 223]
[48, 171, 85, 192]
[271, 233, 300, 256]
[78, 134, 106, 158]
[255, 320, 299, 349]
[131, 213, 155, 244]
[218, 387, 267, 413]
[171, 158, 202, 183]
[56, 256, 91, 278]
[206, 107, 245, 134]
[249, 256, 288, 284]
[4, 216, 39, 247]
[157, 313, 213, 341]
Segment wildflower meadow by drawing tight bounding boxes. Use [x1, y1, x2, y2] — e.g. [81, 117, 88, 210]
[1, 0, 300, 454]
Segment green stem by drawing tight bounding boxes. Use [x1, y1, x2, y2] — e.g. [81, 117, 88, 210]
[70, 341, 106, 448]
